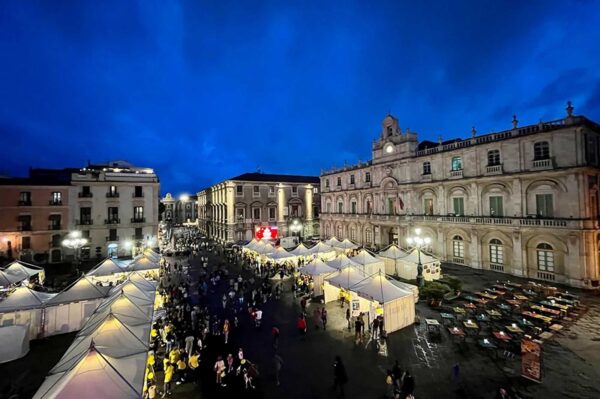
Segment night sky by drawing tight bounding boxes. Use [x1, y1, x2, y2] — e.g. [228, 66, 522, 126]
[1, 1, 600, 195]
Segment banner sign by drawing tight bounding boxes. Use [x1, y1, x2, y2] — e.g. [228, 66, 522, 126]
[521, 338, 542, 383]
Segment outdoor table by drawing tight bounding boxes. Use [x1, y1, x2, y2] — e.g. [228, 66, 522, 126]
[453, 307, 466, 314]
[463, 320, 479, 330]
[477, 292, 498, 300]
[505, 299, 521, 307]
[464, 303, 477, 310]
[518, 318, 535, 328]
[548, 296, 577, 306]
[514, 294, 529, 301]
[523, 289, 537, 297]
[440, 312, 455, 320]
[531, 305, 561, 317]
[475, 314, 490, 322]
[448, 326, 466, 342]
[497, 303, 512, 312]
[540, 300, 570, 311]
[493, 331, 512, 342]
[479, 338, 497, 349]
[549, 324, 563, 332]
[522, 311, 553, 324]
[557, 292, 579, 301]
[464, 295, 479, 302]
[492, 284, 508, 290]
[506, 324, 524, 334]
[486, 309, 502, 318]
[505, 281, 522, 288]
[538, 331, 554, 340]
[487, 289, 506, 296]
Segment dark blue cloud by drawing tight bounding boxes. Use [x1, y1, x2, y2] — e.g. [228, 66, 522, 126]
[1, 0, 599, 194]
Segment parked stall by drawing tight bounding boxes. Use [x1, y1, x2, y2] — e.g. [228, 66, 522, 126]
[377, 245, 409, 276]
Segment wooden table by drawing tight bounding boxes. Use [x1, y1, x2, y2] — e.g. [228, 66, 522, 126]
[504, 281, 522, 288]
[549, 324, 563, 331]
[464, 303, 477, 310]
[538, 331, 554, 340]
[448, 326, 466, 342]
[493, 331, 512, 342]
[486, 309, 502, 318]
[477, 292, 498, 300]
[487, 289, 506, 296]
[505, 299, 521, 307]
[453, 307, 466, 314]
[531, 305, 561, 317]
[463, 320, 479, 330]
[506, 324, 524, 334]
[514, 294, 529, 301]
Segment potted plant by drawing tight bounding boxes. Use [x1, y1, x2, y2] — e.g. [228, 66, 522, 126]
[421, 282, 450, 307]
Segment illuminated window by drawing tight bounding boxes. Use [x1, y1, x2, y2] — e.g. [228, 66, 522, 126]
[451, 157, 462, 171]
[452, 235, 464, 258]
[536, 243, 554, 272]
[489, 239, 503, 264]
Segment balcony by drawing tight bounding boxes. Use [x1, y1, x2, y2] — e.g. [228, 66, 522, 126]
[104, 218, 120, 225]
[76, 219, 93, 225]
[49, 200, 63, 206]
[490, 263, 504, 272]
[18, 200, 32, 206]
[48, 224, 62, 231]
[18, 224, 32, 231]
[106, 236, 120, 242]
[449, 169, 463, 179]
[537, 271, 555, 282]
[486, 164, 503, 175]
[131, 217, 146, 223]
[132, 234, 144, 240]
[532, 158, 553, 170]
[421, 173, 432, 182]
[132, 192, 144, 198]
[106, 192, 120, 198]
[78, 192, 93, 198]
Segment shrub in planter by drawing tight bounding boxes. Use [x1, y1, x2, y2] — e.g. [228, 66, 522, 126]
[420, 282, 450, 302]
[446, 277, 463, 293]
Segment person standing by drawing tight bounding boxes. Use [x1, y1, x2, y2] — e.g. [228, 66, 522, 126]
[333, 355, 348, 397]
[297, 314, 307, 337]
[184, 334, 194, 358]
[223, 319, 230, 344]
[372, 317, 380, 340]
[321, 307, 328, 330]
[346, 308, 352, 332]
[313, 308, 321, 330]
[163, 361, 174, 397]
[272, 326, 280, 349]
[273, 353, 284, 386]
[401, 370, 415, 397]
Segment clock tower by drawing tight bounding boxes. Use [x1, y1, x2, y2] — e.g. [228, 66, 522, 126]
[372, 114, 418, 164]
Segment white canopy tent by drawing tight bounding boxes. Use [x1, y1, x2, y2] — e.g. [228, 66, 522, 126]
[44, 277, 111, 337]
[389, 279, 419, 303]
[377, 245, 409, 275]
[82, 293, 153, 334]
[327, 254, 360, 270]
[1, 260, 45, 285]
[0, 324, 29, 363]
[350, 274, 415, 333]
[142, 248, 160, 262]
[128, 256, 160, 273]
[300, 259, 337, 296]
[323, 266, 366, 303]
[34, 346, 147, 399]
[0, 287, 56, 339]
[397, 249, 442, 281]
[289, 243, 311, 257]
[266, 247, 297, 263]
[351, 249, 386, 275]
[306, 242, 337, 260]
[242, 239, 260, 252]
[87, 259, 129, 281]
[324, 237, 342, 247]
[0, 270, 12, 287]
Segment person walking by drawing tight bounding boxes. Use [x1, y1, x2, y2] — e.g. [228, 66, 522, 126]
[273, 353, 284, 386]
[401, 370, 415, 397]
[184, 334, 194, 358]
[313, 308, 321, 330]
[214, 355, 226, 386]
[162, 361, 174, 397]
[333, 355, 348, 397]
[297, 314, 307, 338]
[272, 326, 280, 350]
[385, 369, 395, 398]
[321, 307, 328, 330]
[346, 308, 352, 332]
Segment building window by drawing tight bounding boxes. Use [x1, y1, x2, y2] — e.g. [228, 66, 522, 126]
[489, 239, 503, 264]
[350, 226, 357, 241]
[534, 141, 550, 160]
[536, 194, 554, 217]
[313, 205, 319, 218]
[134, 227, 143, 240]
[22, 236, 31, 250]
[108, 185, 118, 197]
[423, 162, 431, 175]
[337, 202, 343, 214]
[336, 177, 341, 186]
[451, 157, 462, 171]
[336, 225, 343, 238]
[423, 198, 434, 215]
[291, 205, 299, 217]
[81, 186, 91, 197]
[19, 191, 32, 205]
[51, 192, 62, 205]
[292, 186, 298, 196]
[236, 208, 245, 220]
[351, 202, 357, 214]
[325, 179, 330, 188]
[452, 235, 464, 258]
[489, 196, 503, 217]
[487, 150, 501, 166]
[350, 175, 355, 184]
[269, 186, 275, 196]
[326, 203, 332, 213]
[365, 172, 371, 183]
[365, 229, 373, 243]
[452, 197, 464, 216]
[48, 214, 62, 230]
[366, 201, 372, 214]
[253, 186, 260, 196]
[133, 206, 144, 221]
[236, 185, 243, 195]
[253, 207, 261, 220]
[387, 198, 395, 215]
[108, 228, 117, 241]
[269, 207, 276, 220]
[313, 187, 318, 194]
[536, 243, 554, 272]
[134, 186, 143, 198]
[51, 234, 61, 247]
[108, 207, 119, 223]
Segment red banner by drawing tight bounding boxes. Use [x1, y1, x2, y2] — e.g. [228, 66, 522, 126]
[521, 338, 542, 383]
[255, 226, 278, 240]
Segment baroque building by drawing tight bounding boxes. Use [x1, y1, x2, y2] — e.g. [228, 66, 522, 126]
[197, 173, 320, 243]
[160, 193, 198, 225]
[320, 103, 600, 289]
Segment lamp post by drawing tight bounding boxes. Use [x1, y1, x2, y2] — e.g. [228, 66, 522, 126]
[406, 228, 431, 288]
[290, 219, 302, 239]
[123, 240, 133, 258]
[62, 231, 88, 275]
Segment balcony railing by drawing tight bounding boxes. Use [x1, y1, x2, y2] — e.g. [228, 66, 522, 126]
[537, 271, 555, 281]
[452, 257, 465, 265]
[490, 263, 504, 272]
[18, 200, 32, 206]
[106, 192, 120, 198]
[104, 218, 120, 224]
[48, 224, 62, 230]
[132, 192, 144, 198]
[78, 192, 93, 198]
[49, 200, 63, 206]
[421, 173, 432, 182]
[18, 224, 32, 231]
[131, 217, 146, 223]
[532, 158, 552, 170]
[486, 164, 503, 175]
[106, 236, 120, 242]
[76, 219, 93, 225]
[449, 169, 463, 178]
[132, 235, 144, 240]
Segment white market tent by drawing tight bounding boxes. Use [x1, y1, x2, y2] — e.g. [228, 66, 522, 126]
[377, 245, 409, 275]
[323, 266, 366, 303]
[0, 286, 56, 339]
[0, 270, 12, 287]
[254, 241, 276, 256]
[300, 259, 337, 296]
[87, 259, 129, 278]
[2, 261, 45, 285]
[327, 254, 360, 270]
[336, 239, 360, 250]
[389, 279, 419, 303]
[351, 249, 386, 275]
[0, 324, 29, 363]
[397, 249, 442, 281]
[50, 314, 149, 375]
[324, 237, 342, 247]
[128, 256, 159, 272]
[34, 346, 147, 399]
[44, 277, 111, 337]
[242, 239, 260, 252]
[142, 248, 160, 262]
[266, 247, 296, 263]
[350, 274, 415, 333]
[82, 293, 153, 334]
[289, 243, 311, 257]
[306, 242, 337, 260]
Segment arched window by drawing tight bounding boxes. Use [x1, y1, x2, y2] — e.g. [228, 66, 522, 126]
[452, 235, 464, 258]
[489, 239, 503, 265]
[337, 202, 344, 214]
[350, 226, 357, 241]
[365, 229, 373, 244]
[366, 201, 372, 214]
[487, 150, 500, 166]
[534, 141, 550, 160]
[423, 161, 431, 175]
[336, 225, 343, 239]
[536, 243, 554, 272]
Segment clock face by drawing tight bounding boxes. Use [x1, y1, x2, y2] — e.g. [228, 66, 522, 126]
[385, 144, 394, 154]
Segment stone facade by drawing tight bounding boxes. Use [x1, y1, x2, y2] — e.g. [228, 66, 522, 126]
[320, 103, 600, 289]
[197, 173, 320, 243]
[160, 193, 198, 225]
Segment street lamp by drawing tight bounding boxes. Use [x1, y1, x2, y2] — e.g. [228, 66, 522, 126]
[123, 240, 133, 257]
[406, 228, 431, 288]
[62, 231, 88, 275]
[290, 219, 302, 238]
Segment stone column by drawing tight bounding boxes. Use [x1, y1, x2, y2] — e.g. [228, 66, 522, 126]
[226, 183, 235, 242]
[304, 185, 313, 237]
[277, 184, 286, 236]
